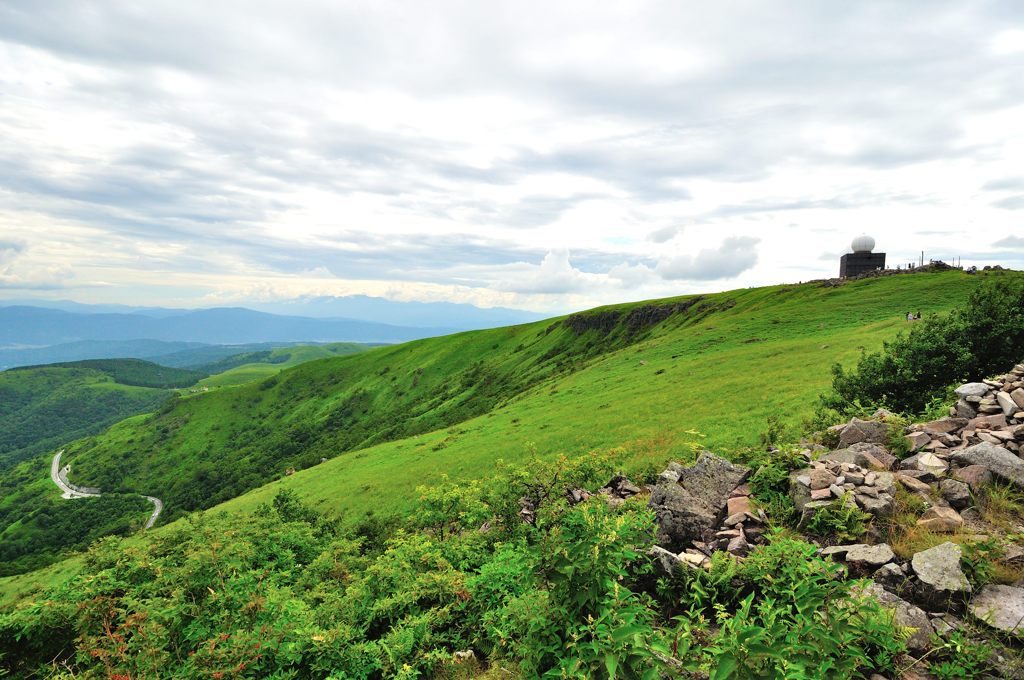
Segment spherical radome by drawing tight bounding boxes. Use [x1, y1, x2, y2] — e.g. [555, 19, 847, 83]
[851, 235, 875, 253]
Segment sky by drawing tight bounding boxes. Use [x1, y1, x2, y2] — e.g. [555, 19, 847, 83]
[1, 1, 1023, 314]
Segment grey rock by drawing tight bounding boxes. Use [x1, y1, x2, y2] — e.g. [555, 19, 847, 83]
[873, 562, 907, 592]
[839, 418, 890, 447]
[955, 382, 992, 399]
[938, 479, 971, 510]
[821, 544, 861, 560]
[951, 441, 1024, 488]
[910, 542, 972, 608]
[997, 391, 1019, 417]
[846, 543, 895, 568]
[969, 584, 1024, 637]
[649, 452, 750, 549]
[648, 546, 688, 577]
[920, 417, 968, 435]
[930, 614, 962, 639]
[855, 582, 935, 655]
[856, 493, 894, 517]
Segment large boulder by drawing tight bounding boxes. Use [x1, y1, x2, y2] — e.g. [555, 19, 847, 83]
[649, 452, 750, 550]
[839, 418, 890, 447]
[951, 441, 1024, 488]
[969, 584, 1024, 637]
[955, 382, 991, 399]
[910, 542, 972, 609]
[855, 582, 935, 655]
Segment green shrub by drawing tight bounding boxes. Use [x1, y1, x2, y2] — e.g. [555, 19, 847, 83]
[927, 630, 995, 680]
[804, 496, 871, 543]
[671, 535, 905, 678]
[825, 278, 1024, 414]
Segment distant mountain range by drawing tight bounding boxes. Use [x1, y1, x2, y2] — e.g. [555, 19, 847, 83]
[0, 306, 449, 347]
[0, 296, 546, 328]
[0, 298, 545, 369]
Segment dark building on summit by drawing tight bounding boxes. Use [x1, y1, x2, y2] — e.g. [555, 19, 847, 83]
[839, 235, 886, 278]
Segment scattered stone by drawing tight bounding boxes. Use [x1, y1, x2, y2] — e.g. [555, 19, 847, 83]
[916, 506, 963, 533]
[856, 493, 894, 517]
[649, 546, 688, 576]
[938, 479, 971, 510]
[914, 452, 948, 477]
[951, 441, 1024, 489]
[821, 544, 859, 560]
[910, 542, 972, 608]
[897, 474, 932, 494]
[849, 442, 898, 469]
[953, 464, 994, 493]
[1012, 387, 1024, 410]
[969, 584, 1024, 637]
[649, 453, 750, 549]
[810, 488, 832, 501]
[997, 391, 1019, 417]
[808, 468, 837, 490]
[920, 417, 967, 435]
[930, 614, 961, 639]
[905, 431, 931, 452]
[839, 418, 890, 447]
[855, 582, 935, 655]
[873, 562, 906, 591]
[846, 543, 895, 568]
[967, 413, 1007, 431]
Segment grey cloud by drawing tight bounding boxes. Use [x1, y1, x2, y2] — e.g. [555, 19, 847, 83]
[993, 236, 1024, 248]
[657, 236, 760, 281]
[648, 225, 683, 243]
[992, 195, 1024, 210]
[982, 178, 1024, 192]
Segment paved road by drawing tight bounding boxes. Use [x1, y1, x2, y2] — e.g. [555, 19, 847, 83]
[143, 496, 163, 529]
[50, 450, 164, 529]
[50, 450, 99, 499]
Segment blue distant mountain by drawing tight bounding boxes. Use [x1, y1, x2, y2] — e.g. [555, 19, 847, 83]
[0, 306, 451, 348]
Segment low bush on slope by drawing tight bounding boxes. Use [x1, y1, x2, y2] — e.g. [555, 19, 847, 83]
[825, 276, 1024, 414]
[0, 453, 906, 679]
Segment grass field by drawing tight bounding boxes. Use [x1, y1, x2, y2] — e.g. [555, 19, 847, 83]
[187, 342, 368, 390]
[2, 269, 1018, 603]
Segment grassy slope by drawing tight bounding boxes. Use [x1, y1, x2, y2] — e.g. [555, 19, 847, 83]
[1, 269, 1014, 601]
[190, 342, 367, 389]
[67, 271, 999, 521]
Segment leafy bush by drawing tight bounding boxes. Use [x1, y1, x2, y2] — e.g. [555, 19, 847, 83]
[670, 535, 905, 678]
[804, 496, 871, 543]
[928, 631, 995, 680]
[825, 278, 1024, 414]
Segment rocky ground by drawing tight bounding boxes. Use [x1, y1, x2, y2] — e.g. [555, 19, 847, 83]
[580, 362, 1024, 678]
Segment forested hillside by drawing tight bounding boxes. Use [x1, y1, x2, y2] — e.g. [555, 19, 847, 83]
[0, 361, 192, 470]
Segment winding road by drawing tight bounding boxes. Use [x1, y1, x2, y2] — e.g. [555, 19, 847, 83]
[50, 450, 164, 530]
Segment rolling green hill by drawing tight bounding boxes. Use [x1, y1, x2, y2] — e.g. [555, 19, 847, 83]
[0, 360, 198, 470]
[186, 342, 368, 390]
[58, 270, 1008, 529]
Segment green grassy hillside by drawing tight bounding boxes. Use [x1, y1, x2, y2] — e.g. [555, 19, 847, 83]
[188, 342, 367, 390]
[60, 270, 1005, 530]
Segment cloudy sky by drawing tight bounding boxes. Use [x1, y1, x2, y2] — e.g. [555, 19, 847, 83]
[1, 1, 1023, 313]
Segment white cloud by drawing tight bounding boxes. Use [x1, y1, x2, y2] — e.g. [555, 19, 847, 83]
[0, 2, 1023, 311]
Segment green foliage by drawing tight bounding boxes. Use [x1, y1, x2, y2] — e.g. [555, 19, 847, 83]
[960, 537, 1005, 590]
[0, 365, 174, 470]
[737, 446, 804, 526]
[804, 497, 871, 543]
[11, 358, 205, 388]
[927, 631, 996, 680]
[826, 277, 1024, 414]
[671, 535, 905, 678]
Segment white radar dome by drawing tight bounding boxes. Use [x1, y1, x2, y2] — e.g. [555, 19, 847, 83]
[851, 235, 876, 253]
